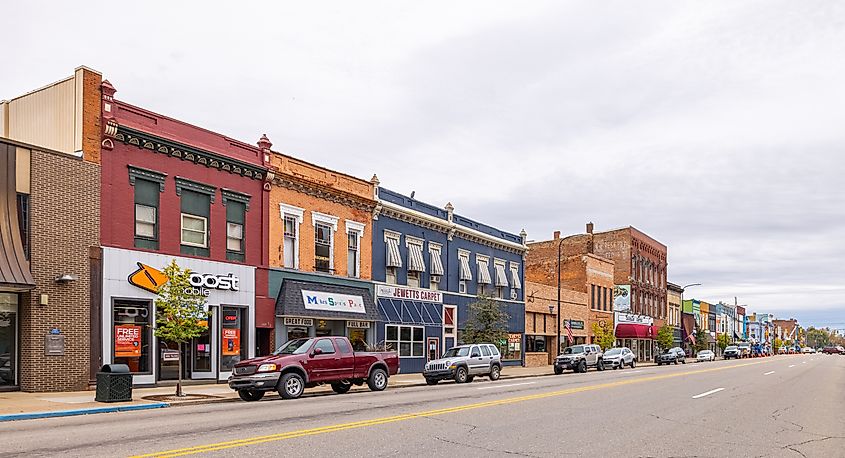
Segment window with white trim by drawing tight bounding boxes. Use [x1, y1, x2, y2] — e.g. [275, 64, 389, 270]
[181, 214, 208, 248]
[429, 242, 444, 291]
[385, 324, 424, 357]
[135, 204, 156, 239]
[407, 271, 420, 288]
[345, 220, 365, 278]
[476, 254, 491, 295]
[509, 262, 521, 300]
[312, 212, 338, 273]
[283, 215, 298, 268]
[458, 249, 472, 294]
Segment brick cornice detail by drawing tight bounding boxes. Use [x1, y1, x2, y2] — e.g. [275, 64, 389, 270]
[272, 174, 377, 213]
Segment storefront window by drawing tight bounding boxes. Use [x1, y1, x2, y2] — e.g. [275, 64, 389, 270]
[526, 335, 547, 353]
[221, 307, 247, 372]
[113, 299, 152, 373]
[499, 333, 522, 361]
[385, 324, 424, 357]
[0, 293, 19, 387]
[287, 326, 309, 341]
[348, 328, 368, 351]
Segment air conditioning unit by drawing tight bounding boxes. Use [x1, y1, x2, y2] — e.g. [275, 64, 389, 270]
[459, 281, 467, 294]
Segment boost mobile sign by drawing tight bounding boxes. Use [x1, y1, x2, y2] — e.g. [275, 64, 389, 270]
[129, 262, 239, 295]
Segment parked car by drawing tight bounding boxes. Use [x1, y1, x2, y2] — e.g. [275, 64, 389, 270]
[778, 346, 789, 354]
[696, 350, 715, 362]
[801, 347, 815, 354]
[737, 343, 751, 358]
[423, 344, 502, 384]
[229, 336, 399, 401]
[821, 346, 844, 355]
[554, 344, 605, 374]
[601, 347, 636, 369]
[657, 347, 686, 365]
[723, 345, 741, 359]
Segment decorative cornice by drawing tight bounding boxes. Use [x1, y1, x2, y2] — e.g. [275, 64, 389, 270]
[128, 165, 166, 192]
[272, 174, 377, 213]
[115, 125, 267, 181]
[221, 188, 251, 211]
[175, 176, 216, 202]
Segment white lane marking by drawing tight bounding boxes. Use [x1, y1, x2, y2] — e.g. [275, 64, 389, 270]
[392, 380, 422, 384]
[692, 387, 725, 399]
[476, 382, 536, 390]
[789, 364, 796, 368]
[802, 361, 806, 364]
[764, 371, 775, 375]
[620, 370, 644, 375]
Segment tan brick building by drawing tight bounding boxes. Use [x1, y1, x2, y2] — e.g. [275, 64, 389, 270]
[1, 67, 102, 391]
[523, 281, 589, 366]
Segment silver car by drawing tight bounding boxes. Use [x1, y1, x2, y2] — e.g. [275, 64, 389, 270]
[601, 347, 636, 369]
[423, 344, 502, 385]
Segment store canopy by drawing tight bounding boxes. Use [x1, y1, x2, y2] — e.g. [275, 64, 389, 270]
[477, 261, 492, 285]
[510, 266, 521, 290]
[615, 323, 655, 339]
[386, 238, 402, 268]
[494, 263, 509, 287]
[459, 256, 473, 281]
[430, 250, 444, 276]
[276, 280, 380, 322]
[0, 142, 35, 290]
[734, 331, 741, 341]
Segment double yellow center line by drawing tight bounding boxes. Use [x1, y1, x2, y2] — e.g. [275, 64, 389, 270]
[133, 360, 766, 457]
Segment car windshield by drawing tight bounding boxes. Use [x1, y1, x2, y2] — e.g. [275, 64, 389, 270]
[605, 348, 622, 356]
[563, 345, 584, 354]
[726, 346, 738, 351]
[442, 347, 470, 358]
[274, 338, 315, 355]
[701, 351, 711, 355]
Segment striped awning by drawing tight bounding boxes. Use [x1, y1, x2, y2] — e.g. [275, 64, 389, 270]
[430, 250, 445, 276]
[459, 256, 473, 281]
[407, 243, 425, 272]
[477, 261, 492, 285]
[495, 263, 509, 287]
[386, 238, 402, 268]
[510, 266, 521, 290]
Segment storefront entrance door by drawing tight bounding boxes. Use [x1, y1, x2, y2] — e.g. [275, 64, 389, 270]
[191, 307, 216, 380]
[0, 293, 19, 389]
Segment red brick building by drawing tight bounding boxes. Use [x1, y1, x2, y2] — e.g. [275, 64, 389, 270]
[97, 79, 274, 385]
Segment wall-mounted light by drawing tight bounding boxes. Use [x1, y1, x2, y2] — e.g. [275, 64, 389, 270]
[55, 274, 78, 283]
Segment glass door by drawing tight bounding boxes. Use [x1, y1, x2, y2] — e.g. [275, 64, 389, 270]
[0, 293, 19, 389]
[191, 306, 216, 379]
[220, 306, 247, 380]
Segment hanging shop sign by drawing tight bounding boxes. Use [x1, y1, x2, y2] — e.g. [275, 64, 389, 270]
[284, 317, 314, 327]
[114, 325, 142, 357]
[376, 285, 442, 303]
[301, 290, 366, 314]
[346, 320, 371, 329]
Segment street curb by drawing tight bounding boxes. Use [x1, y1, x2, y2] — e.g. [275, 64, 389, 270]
[0, 402, 169, 422]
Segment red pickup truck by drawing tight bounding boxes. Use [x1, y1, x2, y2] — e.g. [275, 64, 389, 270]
[228, 336, 399, 401]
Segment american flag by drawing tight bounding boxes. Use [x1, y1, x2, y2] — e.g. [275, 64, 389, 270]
[565, 320, 574, 344]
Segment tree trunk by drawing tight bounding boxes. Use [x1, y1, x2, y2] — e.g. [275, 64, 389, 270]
[176, 342, 184, 397]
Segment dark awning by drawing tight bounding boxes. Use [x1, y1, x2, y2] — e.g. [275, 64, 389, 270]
[0, 141, 35, 290]
[276, 280, 380, 322]
[733, 331, 741, 341]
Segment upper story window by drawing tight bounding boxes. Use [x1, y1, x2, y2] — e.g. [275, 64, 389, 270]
[345, 220, 364, 278]
[176, 178, 215, 257]
[16, 193, 30, 260]
[129, 166, 166, 251]
[384, 230, 402, 285]
[476, 254, 492, 295]
[494, 259, 508, 299]
[222, 190, 250, 263]
[509, 262, 521, 300]
[280, 203, 304, 269]
[458, 249, 472, 294]
[406, 236, 425, 288]
[312, 212, 338, 273]
[429, 242, 444, 291]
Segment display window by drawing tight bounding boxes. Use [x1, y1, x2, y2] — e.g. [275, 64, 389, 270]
[499, 333, 522, 361]
[348, 328, 368, 351]
[221, 307, 247, 372]
[385, 324, 424, 357]
[113, 299, 152, 373]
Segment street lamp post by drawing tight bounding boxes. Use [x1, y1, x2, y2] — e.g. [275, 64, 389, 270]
[557, 239, 562, 355]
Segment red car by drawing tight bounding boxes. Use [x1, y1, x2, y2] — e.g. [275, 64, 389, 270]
[822, 345, 844, 355]
[229, 336, 399, 401]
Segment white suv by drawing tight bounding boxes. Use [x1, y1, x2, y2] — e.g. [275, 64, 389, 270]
[423, 344, 502, 385]
[554, 344, 605, 374]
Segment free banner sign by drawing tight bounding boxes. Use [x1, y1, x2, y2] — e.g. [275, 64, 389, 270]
[301, 290, 366, 314]
[114, 325, 142, 357]
[222, 328, 241, 356]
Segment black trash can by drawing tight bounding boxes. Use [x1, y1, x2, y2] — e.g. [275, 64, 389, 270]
[95, 364, 133, 402]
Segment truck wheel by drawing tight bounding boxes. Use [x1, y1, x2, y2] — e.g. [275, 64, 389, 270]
[279, 372, 305, 399]
[597, 358, 605, 371]
[331, 381, 352, 394]
[454, 366, 469, 383]
[489, 365, 501, 381]
[554, 365, 563, 375]
[425, 378, 438, 385]
[577, 360, 587, 373]
[367, 368, 388, 391]
[237, 390, 265, 402]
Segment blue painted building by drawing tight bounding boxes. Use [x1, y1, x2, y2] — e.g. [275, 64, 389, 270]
[371, 185, 527, 373]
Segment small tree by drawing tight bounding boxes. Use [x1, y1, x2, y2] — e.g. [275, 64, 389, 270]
[154, 260, 209, 396]
[693, 329, 709, 353]
[462, 295, 509, 348]
[591, 322, 616, 351]
[717, 333, 730, 352]
[655, 325, 674, 352]
[773, 338, 783, 352]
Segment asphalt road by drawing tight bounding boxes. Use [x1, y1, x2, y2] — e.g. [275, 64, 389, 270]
[2, 354, 843, 458]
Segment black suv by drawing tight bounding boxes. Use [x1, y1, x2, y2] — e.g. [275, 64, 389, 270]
[657, 347, 686, 365]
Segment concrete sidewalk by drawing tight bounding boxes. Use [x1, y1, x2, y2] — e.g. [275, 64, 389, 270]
[0, 364, 562, 421]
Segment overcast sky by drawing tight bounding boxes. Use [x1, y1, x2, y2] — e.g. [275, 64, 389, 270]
[4, 1, 844, 330]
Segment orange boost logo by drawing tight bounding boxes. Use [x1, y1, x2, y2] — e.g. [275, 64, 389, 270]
[128, 262, 169, 293]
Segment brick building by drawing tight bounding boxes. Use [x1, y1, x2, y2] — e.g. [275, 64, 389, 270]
[264, 137, 379, 351]
[667, 282, 684, 348]
[523, 281, 588, 366]
[1, 67, 102, 391]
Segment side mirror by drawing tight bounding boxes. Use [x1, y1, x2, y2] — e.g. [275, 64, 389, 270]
[311, 348, 323, 357]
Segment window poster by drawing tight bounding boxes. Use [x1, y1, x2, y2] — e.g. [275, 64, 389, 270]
[114, 325, 142, 357]
[222, 328, 241, 356]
